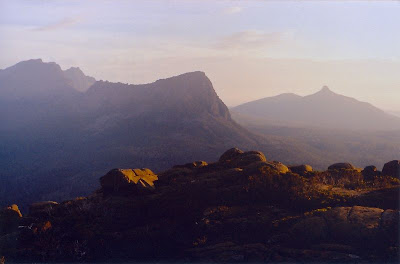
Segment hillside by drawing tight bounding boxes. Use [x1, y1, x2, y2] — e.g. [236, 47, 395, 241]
[232, 86, 400, 131]
[0, 60, 307, 208]
[1, 148, 399, 262]
[1, 60, 399, 209]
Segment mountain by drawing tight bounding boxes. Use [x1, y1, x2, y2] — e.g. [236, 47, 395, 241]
[63, 66, 96, 92]
[0, 59, 81, 131]
[232, 86, 400, 131]
[0, 59, 78, 100]
[0, 59, 290, 208]
[1, 60, 398, 209]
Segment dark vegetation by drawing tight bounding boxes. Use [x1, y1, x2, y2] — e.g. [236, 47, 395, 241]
[1, 148, 399, 263]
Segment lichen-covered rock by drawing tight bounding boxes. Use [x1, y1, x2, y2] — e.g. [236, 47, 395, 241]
[219, 148, 244, 163]
[100, 168, 158, 194]
[230, 151, 267, 167]
[328, 163, 355, 170]
[289, 165, 313, 176]
[270, 161, 289, 174]
[242, 160, 289, 175]
[382, 160, 400, 179]
[0, 204, 22, 235]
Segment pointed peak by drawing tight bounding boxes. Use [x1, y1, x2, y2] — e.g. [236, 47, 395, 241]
[313, 85, 337, 96]
[321, 85, 331, 92]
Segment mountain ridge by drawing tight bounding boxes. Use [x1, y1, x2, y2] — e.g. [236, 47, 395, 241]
[0, 60, 269, 208]
[233, 86, 400, 131]
[1, 59, 399, 209]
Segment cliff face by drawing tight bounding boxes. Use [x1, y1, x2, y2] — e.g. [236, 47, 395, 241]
[85, 71, 231, 120]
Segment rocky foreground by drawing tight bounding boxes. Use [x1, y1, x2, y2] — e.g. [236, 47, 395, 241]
[1, 149, 399, 263]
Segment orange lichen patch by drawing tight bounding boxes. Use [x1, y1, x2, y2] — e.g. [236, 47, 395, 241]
[42, 221, 52, 231]
[8, 204, 22, 217]
[119, 169, 158, 187]
[100, 168, 159, 193]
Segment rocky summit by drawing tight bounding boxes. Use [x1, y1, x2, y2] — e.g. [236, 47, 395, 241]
[0, 148, 399, 263]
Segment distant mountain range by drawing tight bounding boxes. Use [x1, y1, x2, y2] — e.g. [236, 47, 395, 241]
[0, 59, 295, 207]
[0, 59, 399, 208]
[232, 86, 400, 131]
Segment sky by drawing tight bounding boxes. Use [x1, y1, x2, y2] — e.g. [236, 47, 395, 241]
[0, 0, 399, 110]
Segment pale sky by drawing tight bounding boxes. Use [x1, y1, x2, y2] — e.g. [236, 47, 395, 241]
[1, 0, 399, 110]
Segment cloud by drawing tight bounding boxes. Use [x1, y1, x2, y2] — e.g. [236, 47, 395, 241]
[215, 30, 291, 50]
[223, 6, 242, 15]
[34, 17, 82, 31]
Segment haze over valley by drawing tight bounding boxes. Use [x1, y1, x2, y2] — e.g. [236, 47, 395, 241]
[0, 59, 399, 208]
[0, 1, 399, 263]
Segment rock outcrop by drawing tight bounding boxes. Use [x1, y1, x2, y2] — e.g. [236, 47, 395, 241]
[291, 206, 398, 246]
[328, 162, 355, 170]
[29, 201, 59, 218]
[289, 164, 313, 176]
[382, 160, 400, 179]
[173, 161, 208, 170]
[1, 149, 399, 263]
[219, 148, 245, 163]
[0, 205, 22, 235]
[362, 165, 380, 181]
[100, 168, 158, 194]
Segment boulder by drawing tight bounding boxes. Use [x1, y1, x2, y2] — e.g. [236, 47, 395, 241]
[362, 165, 379, 181]
[29, 201, 59, 218]
[328, 163, 355, 171]
[270, 161, 289, 174]
[230, 151, 267, 167]
[0, 204, 22, 235]
[382, 160, 400, 179]
[289, 164, 313, 175]
[243, 161, 289, 174]
[219, 148, 244, 163]
[100, 168, 158, 194]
